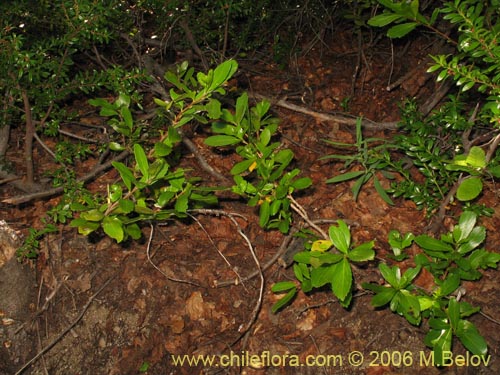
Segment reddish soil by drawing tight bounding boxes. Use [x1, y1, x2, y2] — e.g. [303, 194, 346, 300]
[1, 33, 498, 375]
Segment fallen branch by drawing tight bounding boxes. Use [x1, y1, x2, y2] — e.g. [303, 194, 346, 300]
[3, 150, 130, 205]
[252, 93, 398, 130]
[14, 275, 115, 375]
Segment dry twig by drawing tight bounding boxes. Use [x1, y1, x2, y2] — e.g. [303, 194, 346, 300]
[14, 275, 115, 375]
[3, 150, 130, 205]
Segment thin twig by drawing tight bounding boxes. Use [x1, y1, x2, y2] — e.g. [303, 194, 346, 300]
[145, 224, 203, 287]
[58, 129, 101, 143]
[252, 93, 398, 130]
[33, 133, 57, 160]
[226, 215, 264, 343]
[3, 150, 130, 204]
[14, 275, 116, 375]
[179, 18, 208, 70]
[181, 136, 229, 182]
[187, 213, 247, 290]
[288, 195, 328, 239]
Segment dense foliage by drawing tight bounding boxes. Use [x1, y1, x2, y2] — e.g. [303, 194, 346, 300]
[1, 0, 499, 368]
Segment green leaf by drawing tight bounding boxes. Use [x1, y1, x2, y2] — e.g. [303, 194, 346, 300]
[235, 92, 248, 124]
[133, 144, 149, 180]
[414, 235, 454, 252]
[121, 106, 133, 130]
[259, 199, 270, 228]
[311, 266, 335, 288]
[352, 173, 370, 200]
[373, 175, 394, 205]
[489, 165, 500, 178]
[326, 170, 365, 184]
[457, 226, 485, 254]
[368, 13, 404, 27]
[206, 98, 222, 119]
[387, 22, 419, 38]
[291, 177, 312, 190]
[109, 142, 125, 151]
[271, 281, 296, 292]
[125, 223, 142, 240]
[210, 59, 238, 91]
[175, 190, 190, 214]
[205, 135, 241, 147]
[102, 217, 125, 243]
[112, 161, 137, 191]
[379, 263, 400, 288]
[371, 287, 397, 307]
[271, 288, 296, 313]
[454, 211, 477, 242]
[330, 258, 352, 302]
[154, 142, 172, 157]
[466, 146, 486, 168]
[230, 159, 256, 175]
[348, 241, 375, 262]
[81, 209, 104, 222]
[456, 320, 488, 356]
[329, 220, 351, 253]
[260, 127, 271, 147]
[456, 177, 483, 201]
[401, 266, 421, 287]
[447, 298, 460, 330]
[437, 272, 460, 296]
[116, 93, 130, 107]
[118, 199, 135, 214]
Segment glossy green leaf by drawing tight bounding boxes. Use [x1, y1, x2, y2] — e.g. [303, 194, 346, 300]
[230, 159, 256, 175]
[259, 199, 270, 228]
[329, 220, 351, 253]
[121, 106, 133, 130]
[102, 217, 124, 243]
[456, 177, 483, 201]
[373, 175, 394, 205]
[454, 211, 477, 242]
[260, 127, 271, 146]
[271, 288, 296, 313]
[109, 142, 124, 151]
[437, 272, 460, 296]
[447, 298, 460, 330]
[348, 241, 375, 262]
[457, 226, 486, 254]
[205, 135, 241, 147]
[112, 161, 136, 191]
[271, 281, 296, 292]
[311, 266, 334, 288]
[210, 59, 238, 91]
[326, 170, 365, 184]
[118, 199, 135, 214]
[125, 223, 142, 240]
[234, 92, 248, 125]
[206, 98, 222, 119]
[387, 22, 418, 38]
[133, 144, 149, 180]
[109, 184, 122, 202]
[379, 263, 400, 288]
[81, 209, 104, 222]
[414, 235, 454, 252]
[291, 177, 312, 190]
[456, 320, 488, 355]
[115, 93, 130, 107]
[154, 142, 172, 157]
[330, 258, 352, 302]
[371, 287, 397, 307]
[368, 13, 404, 27]
[466, 146, 486, 168]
